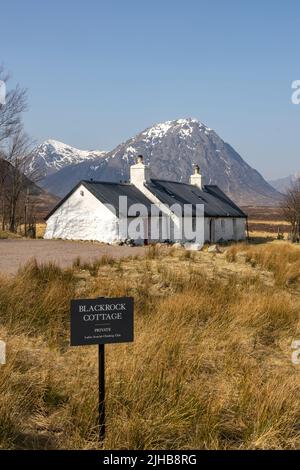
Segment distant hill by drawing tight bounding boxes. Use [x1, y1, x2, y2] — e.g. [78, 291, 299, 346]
[37, 118, 282, 206]
[268, 173, 300, 193]
[28, 139, 107, 178]
[0, 158, 59, 221]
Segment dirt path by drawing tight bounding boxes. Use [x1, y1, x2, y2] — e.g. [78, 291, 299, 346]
[0, 239, 145, 275]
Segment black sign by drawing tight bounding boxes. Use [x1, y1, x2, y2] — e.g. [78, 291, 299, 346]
[70, 297, 134, 346]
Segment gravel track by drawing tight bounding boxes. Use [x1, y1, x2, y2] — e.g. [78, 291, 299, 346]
[0, 239, 145, 275]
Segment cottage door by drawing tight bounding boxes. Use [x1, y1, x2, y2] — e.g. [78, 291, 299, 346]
[233, 219, 237, 240]
[144, 218, 149, 246]
[210, 219, 215, 243]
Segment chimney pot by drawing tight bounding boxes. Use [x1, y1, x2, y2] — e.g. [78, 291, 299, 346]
[190, 164, 202, 189]
[193, 164, 200, 175]
[130, 154, 150, 188]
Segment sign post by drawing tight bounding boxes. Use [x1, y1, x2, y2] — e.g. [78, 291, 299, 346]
[99, 344, 105, 440]
[70, 296, 134, 441]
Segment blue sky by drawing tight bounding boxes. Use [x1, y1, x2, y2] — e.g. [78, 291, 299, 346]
[1, 0, 300, 179]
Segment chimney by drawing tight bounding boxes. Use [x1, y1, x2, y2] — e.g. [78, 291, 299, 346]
[190, 164, 202, 189]
[130, 155, 151, 189]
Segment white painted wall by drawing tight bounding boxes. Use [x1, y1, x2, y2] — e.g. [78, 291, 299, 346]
[44, 184, 120, 243]
[44, 184, 156, 244]
[208, 217, 246, 243]
[234, 218, 247, 241]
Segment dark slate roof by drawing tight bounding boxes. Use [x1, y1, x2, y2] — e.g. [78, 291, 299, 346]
[45, 178, 247, 221]
[145, 179, 247, 218]
[45, 180, 154, 220]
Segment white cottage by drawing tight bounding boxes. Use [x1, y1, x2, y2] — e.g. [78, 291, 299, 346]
[44, 156, 247, 244]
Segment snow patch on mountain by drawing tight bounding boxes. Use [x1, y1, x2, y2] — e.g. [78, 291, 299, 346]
[29, 139, 106, 177]
[141, 118, 210, 143]
[38, 118, 282, 205]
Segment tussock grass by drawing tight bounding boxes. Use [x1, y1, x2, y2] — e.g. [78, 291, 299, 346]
[145, 244, 161, 259]
[226, 242, 300, 287]
[0, 243, 300, 449]
[0, 260, 76, 345]
[72, 255, 116, 276]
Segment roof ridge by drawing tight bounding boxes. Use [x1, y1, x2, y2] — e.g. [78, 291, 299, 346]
[82, 179, 132, 186]
[151, 178, 198, 187]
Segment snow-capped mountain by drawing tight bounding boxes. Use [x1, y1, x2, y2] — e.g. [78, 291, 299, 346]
[29, 139, 106, 177]
[39, 118, 281, 205]
[269, 172, 300, 193]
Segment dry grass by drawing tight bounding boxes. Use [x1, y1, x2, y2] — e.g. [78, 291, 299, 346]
[0, 230, 21, 239]
[36, 223, 46, 238]
[226, 242, 300, 288]
[243, 205, 290, 238]
[0, 243, 300, 449]
[16, 223, 46, 239]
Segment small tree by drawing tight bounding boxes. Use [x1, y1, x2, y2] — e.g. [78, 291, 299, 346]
[281, 178, 300, 242]
[0, 66, 28, 232]
[0, 157, 8, 230]
[3, 131, 38, 233]
[0, 66, 27, 144]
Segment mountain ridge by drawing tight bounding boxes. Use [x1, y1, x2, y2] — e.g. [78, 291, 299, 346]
[37, 118, 282, 206]
[28, 139, 107, 177]
[269, 172, 300, 193]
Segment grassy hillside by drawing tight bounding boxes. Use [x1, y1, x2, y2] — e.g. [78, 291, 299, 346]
[0, 243, 300, 449]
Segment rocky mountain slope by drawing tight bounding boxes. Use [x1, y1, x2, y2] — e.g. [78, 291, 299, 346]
[28, 139, 106, 178]
[39, 119, 282, 205]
